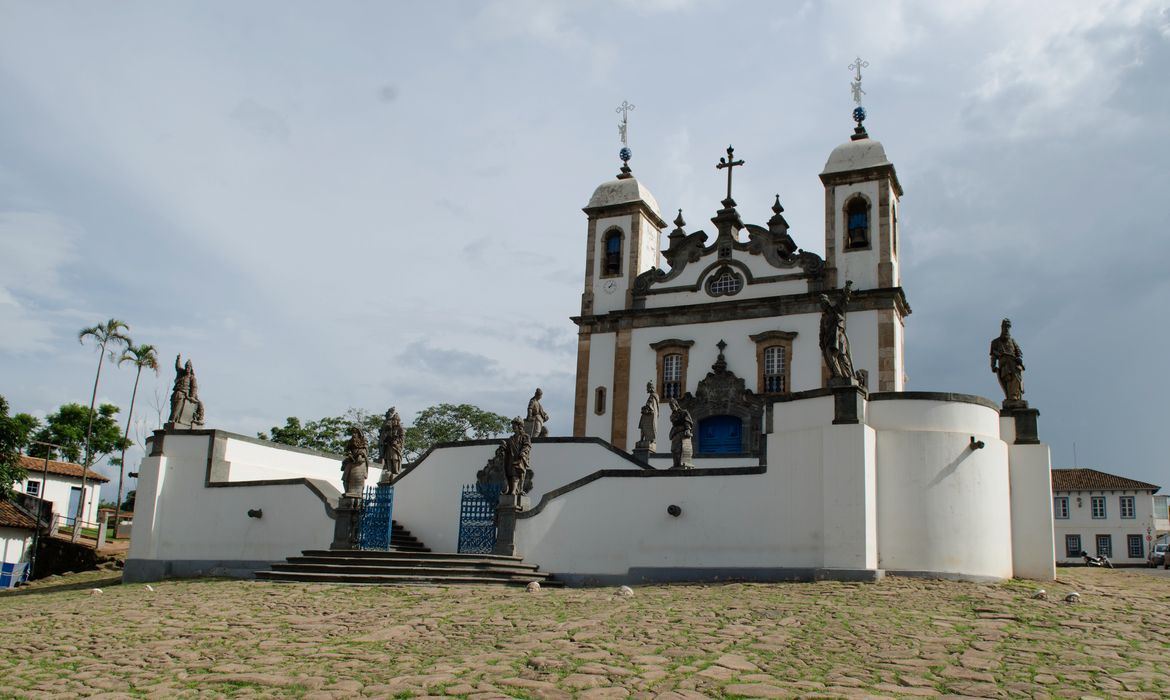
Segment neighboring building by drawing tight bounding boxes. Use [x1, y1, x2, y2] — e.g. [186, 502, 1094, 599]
[11, 455, 109, 528]
[1052, 468, 1161, 565]
[0, 501, 37, 588]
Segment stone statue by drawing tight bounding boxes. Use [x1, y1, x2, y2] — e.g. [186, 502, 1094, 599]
[636, 381, 659, 451]
[669, 399, 694, 469]
[377, 407, 405, 483]
[167, 354, 205, 428]
[340, 425, 369, 499]
[524, 388, 550, 438]
[819, 282, 856, 383]
[501, 417, 532, 495]
[990, 318, 1026, 406]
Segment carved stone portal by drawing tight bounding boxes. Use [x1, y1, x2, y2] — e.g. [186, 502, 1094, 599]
[677, 341, 765, 456]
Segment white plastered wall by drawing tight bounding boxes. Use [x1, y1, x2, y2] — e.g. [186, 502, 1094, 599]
[832, 180, 883, 290]
[128, 433, 339, 566]
[391, 441, 653, 553]
[869, 399, 1015, 579]
[1, 529, 31, 565]
[584, 332, 617, 439]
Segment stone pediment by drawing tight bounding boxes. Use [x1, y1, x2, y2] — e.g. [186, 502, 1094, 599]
[633, 200, 823, 296]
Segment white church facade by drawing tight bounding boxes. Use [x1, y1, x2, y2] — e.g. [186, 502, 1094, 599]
[125, 100, 1057, 585]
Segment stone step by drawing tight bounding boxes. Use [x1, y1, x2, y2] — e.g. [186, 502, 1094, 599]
[270, 562, 552, 579]
[301, 549, 523, 562]
[287, 555, 541, 570]
[255, 570, 563, 586]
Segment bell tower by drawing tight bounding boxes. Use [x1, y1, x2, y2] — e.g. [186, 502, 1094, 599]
[819, 58, 903, 292]
[819, 59, 907, 391]
[580, 102, 666, 316]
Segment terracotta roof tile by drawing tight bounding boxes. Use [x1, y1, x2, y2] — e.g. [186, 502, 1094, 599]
[17, 455, 110, 483]
[0, 501, 37, 530]
[1051, 468, 1160, 493]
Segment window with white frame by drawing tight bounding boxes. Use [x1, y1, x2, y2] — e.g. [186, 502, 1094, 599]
[663, 354, 683, 399]
[1065, 534, 1081, 557]
[26, 480, 40, 497]
[707, 268, 744, 297]
[1096, 534, 1112, 558]
[1053, 496, 1069, 519]
[1091, 496, 1106, 519]
[1120, 495, 1135, 519]
[1127, 534, 1144, 559]
[763, 346, 786, 393]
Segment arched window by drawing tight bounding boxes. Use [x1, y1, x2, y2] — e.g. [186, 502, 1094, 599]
[602, 230, 622, 276]
[594, 386, 607, 415]
[845, 196, 869, 249]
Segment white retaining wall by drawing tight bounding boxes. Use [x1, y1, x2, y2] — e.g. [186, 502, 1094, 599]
[125, 431, 341, 581]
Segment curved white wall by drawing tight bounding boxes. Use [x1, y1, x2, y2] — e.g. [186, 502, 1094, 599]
[871, 398, 1013, 578]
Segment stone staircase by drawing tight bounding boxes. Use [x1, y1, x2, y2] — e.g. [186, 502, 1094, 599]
[255, 521, 559, 586]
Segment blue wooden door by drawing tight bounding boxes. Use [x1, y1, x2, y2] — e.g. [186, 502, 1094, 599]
[698, 415, 742, 454]
[67, 487, 82, 525]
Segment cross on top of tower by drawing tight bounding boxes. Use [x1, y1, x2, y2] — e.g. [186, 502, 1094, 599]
[615, 100, 635, 179]
[716, 145, 745, 208]
[847, 57, 871, 140]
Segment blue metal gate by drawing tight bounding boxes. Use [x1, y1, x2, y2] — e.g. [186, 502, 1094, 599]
[358, 484, 394, 551]
[457, 483, 501, 554]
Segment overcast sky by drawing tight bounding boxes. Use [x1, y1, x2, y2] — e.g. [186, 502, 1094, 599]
[1, 0, 1167, 501]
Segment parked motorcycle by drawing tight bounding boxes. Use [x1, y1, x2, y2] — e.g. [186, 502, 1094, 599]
[1080, 550, 1113, 568]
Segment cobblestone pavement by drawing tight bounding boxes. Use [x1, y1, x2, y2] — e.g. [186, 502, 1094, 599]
[2, 568, 1168, 698]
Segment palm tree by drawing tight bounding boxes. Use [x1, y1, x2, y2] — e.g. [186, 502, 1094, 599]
[75, 319, 132, 542]
[114, 343, 158, 531]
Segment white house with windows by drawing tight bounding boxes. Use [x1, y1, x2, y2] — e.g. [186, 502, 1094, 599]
[1051, 468, 1162, 565]
[12, 455, 109, 528]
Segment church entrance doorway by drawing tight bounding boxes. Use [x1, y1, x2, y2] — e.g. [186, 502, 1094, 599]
[698, 415, 742, 454]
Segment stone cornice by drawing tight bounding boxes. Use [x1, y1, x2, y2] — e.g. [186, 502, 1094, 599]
[572, 287, 911, 334]
[582, 200, 668, 229]
[819, 163, 904, 197]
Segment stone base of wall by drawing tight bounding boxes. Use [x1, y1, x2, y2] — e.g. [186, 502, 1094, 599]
[553, 567, 885, 587]
[123, 558, 275, 583]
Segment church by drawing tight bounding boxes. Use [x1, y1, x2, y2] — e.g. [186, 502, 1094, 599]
[574, 114, 906, 458]
[124, 88, 1057, 586]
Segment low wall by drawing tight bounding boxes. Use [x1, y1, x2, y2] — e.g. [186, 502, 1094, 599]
[391, 438, 654, 553]
[125, 431, 341, 582]
[512, 391, 1044, 584]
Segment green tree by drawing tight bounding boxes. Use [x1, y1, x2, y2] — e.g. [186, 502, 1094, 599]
[0, 396, 40, 499]
[259, 409, 381, 455]
[76, 318, 132, 541]
[260, 404, 509, 464]
[30, 402, 130, 470]
[114, 343, 159, 525]
[403, 403, 511, 461]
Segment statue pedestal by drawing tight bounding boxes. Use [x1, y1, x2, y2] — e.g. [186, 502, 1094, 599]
[632, 442, 654, 464]
[670, 440, 694, 469]
[493, 493, 530, 557]
[331, 497, 362, 550]
[831, 382, 865, 425]
[1002, 405, 1040, 445]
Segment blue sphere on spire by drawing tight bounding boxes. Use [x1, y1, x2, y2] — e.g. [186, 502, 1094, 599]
[852, 106, 867, 124]
[619, 146, 632, 162]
